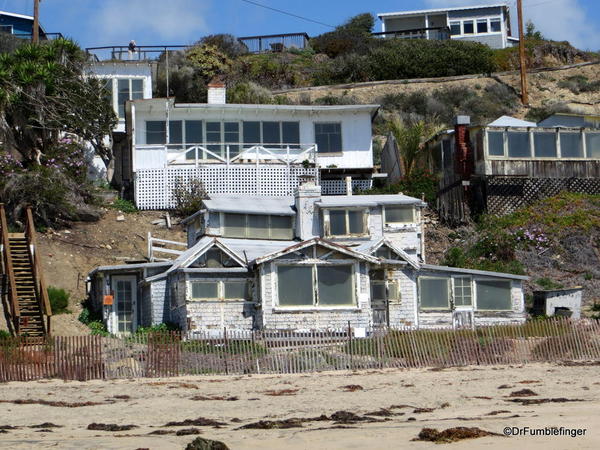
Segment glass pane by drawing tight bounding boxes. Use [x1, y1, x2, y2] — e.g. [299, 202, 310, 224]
[453, 277, 472, 306]
[223, 213, 246, 238]
[329, 210, 346, 236]
[169, 121, 182, 145]
[281, 122, 300, 147]
[507, 132, 531, 157]
[192, 282, 219, 300]
[490, 19, 501, 32]
[247, 214, 270, 239]
[487, 131, 504, 156]
[534, 132, 557, 157]
[450, 21, 461, 35]
[348, 210, 364, 234]
[146, 121, 166, 144]
[463, 20, 474, 34]
[270, 215, 293, 240]
[419, 277, 449, 309]
[385, 206, 414, 223]
[205, 248, 223, 268]
[375, 247, 391, 259]
[224, 281, 248, 300]
[278, 266, 313, 306]
[243, 121, 261, 148]
[262, 122, 281, 145]
[318, 265, 353, 306]
[315, 123, 342, 153]
[185, 120, 203, 145]
[586, 132, 600, 158]
[560, 133, 583, 158]
[476, 280, 511, 310]
[117, 79, 129, 118]
[371, 282, 386, 300]
[477, 19, 488, 33]
[224, 122, 240, 156]
[131, 79, 144, 99]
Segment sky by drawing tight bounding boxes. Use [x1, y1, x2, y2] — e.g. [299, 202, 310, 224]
[1, 0, 599, 51]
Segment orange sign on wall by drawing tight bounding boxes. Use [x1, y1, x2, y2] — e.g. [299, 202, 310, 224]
[103, 295, 114, 306]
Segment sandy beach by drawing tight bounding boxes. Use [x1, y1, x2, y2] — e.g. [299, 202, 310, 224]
[0, 363, 599, 449]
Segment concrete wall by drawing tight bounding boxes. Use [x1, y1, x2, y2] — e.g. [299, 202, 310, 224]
[453, 34, 505, 49]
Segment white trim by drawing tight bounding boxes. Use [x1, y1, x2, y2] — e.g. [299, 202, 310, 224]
[111, 275, 138, 334]
[474, 278, 513, 311]
[377, 4, 508, 19]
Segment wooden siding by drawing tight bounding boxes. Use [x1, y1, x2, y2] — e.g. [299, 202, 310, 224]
[478, 160, 600, 178]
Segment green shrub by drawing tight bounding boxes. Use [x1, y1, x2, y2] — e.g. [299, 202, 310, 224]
[135, 323, 180, 334]
[0, 330, 11, 340]
[111, 197, 137, 213]
[358, 169, 437, 204]
[535, 278, 565, 290]
[78, 306, 103, 325]
[557, 75, 600, 94]
[226, 81, 274, 104]
[88, 321, 109, 336]
[172, 178, 208, 217]
[47, 286, 70, 314]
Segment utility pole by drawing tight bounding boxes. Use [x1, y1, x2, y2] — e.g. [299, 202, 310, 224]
[32, 0, 40, 44]
[516, 0, 528, 105]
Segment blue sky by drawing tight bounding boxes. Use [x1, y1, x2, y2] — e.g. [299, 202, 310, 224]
[2, 0, 599, 51]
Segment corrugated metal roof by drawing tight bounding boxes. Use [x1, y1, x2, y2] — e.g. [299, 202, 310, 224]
[91, 261, 171, 274]
[488, 115, 537, 127]
[203, 195, 295, 215]
[421, 264, 529, 280]
[316, 194, 426, 208]
[220, 238, 297, 262]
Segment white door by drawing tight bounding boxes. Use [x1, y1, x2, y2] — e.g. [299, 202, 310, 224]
[112, 276, 137, 334]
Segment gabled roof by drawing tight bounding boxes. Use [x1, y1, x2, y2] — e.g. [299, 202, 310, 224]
[378, 3, 508, 19]
[202, 195, 295, 216]
[488, 115, 537, 127]
[316, 194, 426, 208]
[421, 264, 529, 280]
[254, 238, 380, 265]
[354, 238, 420, 269]
[0, 10, 46, 33]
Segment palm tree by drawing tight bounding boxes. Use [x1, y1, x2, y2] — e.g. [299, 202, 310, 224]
[387, 115, 444, 178]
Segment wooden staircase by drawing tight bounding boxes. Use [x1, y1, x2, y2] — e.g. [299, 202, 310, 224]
[0, 204, 51, 337]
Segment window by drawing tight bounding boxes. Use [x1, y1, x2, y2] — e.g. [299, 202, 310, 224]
[560, 133, 583, 158]
[191, 280, 249, 301]
[586, 132, 600, 158]
[384, 206, 415, 224]
[277, 264, 355, 307]
[223, 213, 293, 240]
[476, 279, 512, 310]
[419, 277, 450, 309]
[450, 21, 461, 35]
[507, 131, 531, 157]
[185, 121, 203, 159]
[192, 248, 239, 268]
[463, 20, 474, 34]
[146, 121, 166, 145]
[315, 123, 342, 153]
[262, 122, 280, 145]
[116, 78, 144, 118]
[533, 132, 557, 157]
[326, 209, 367, 237]
[0, 25, 14, 34]
[487, 131, 505, 156]
[242, 121, 300, 149]
[477, 19, 488, 33]
[490, 18, 501, 32]
[374, 246, 400, 260]
[453, 277, 472, 306]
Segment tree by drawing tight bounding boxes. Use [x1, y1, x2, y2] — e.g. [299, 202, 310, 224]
[387, 115, 444, 178]
[525, 20, 544, 40]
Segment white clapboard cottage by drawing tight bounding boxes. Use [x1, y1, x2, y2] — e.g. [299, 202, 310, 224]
[87, 180, 527, 335]
[124, 81, 379, 209]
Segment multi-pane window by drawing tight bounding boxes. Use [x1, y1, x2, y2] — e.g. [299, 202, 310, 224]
[449, 21, 461, 36]
[242, 121, 300, 149]
[192, 248, 239, 268]
[453, 277, 472, 306]
[463, 20, 474, 34]
[191, 280, 249, 301]
[488, 129, 598, 159]
[315, 123, 342, 153]
[490, 18, 502, 32]
[384, 206, 415, 224]
[277, 264, 354, 307]
[223, 213, 293, 240]
[476, 19, 488, 33]
[450, 17, 502, 36]
[145, 120, 182, 146]
[586, 132, 600, 158]
[419, 277, 450, 309]
[487, 131, 505, 156]
[116, 78, 143, 118]
[476, 279, 512, 310]
[326, 209, 367, 237]
[115, 280, 134, 333]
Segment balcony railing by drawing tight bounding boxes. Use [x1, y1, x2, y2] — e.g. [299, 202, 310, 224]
[7, 32, 64, 41]
[134, 143, 318, 169]
[85, 45, 190, 62]
[238, 32, 310, 53]
[372, 27, 450, 41]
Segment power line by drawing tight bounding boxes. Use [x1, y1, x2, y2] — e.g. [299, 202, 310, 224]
[239, 0, 335, 29]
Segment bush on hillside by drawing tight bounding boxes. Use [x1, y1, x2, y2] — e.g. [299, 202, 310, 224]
[358, 169, 438, 204]
[227, 81, 274, 104]
[47, 286, 70, 314]
[310, 13, 375, 58]
[200, 34, 248, 58]
[172, 178, 208, 218]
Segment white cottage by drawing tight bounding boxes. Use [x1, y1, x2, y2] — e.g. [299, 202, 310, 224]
[88, 181, 527, 335]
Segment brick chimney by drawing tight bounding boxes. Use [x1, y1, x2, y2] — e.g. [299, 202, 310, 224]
[453, 115, 473, 180]
[294, 175, 321, 240]
[207, 78, 226, 105]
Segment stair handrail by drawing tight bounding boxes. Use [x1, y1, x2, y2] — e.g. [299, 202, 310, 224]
[25, 207, 52, 334]
[0, 203, 20, 331]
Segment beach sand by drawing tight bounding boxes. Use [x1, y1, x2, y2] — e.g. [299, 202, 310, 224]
[0, 363, 599, 449]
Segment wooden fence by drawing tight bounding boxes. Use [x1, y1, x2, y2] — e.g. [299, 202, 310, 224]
[1, 318, 600, 381]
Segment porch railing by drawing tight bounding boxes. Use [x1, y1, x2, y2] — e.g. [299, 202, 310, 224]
[372, 26, 450, 41]
[134, 143, 318, 169]
[0, 204, 19, 335]
[147, 233, 186, 262]
[238, 32, 310, 53]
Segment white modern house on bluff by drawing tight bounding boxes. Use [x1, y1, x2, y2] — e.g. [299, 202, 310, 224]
[377, 3, 517, 49]
[125, 81, 379, 209]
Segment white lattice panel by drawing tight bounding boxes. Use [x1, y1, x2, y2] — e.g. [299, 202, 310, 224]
[135, 165, 320, 210]
[320, 179, 373, 195]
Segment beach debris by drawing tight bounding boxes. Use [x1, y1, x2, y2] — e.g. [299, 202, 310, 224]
[185, 436, 230, 450]
[176, 428, 203, 436]
[413, 407, 435, 413]
[263, 388, 299, 396]
[238, 418, 304, 429]
[506, 397, 583, 405]
[340, 384, 364, 392]
[29, 423, 62, 428]
[485, 410, 512, 416]
[509, 389, 538, 397]
[87, 423, 137, 431]
[413, 427, 501, 443]
[0, 399, 104, 407]
[148, 429, 175, 435]
[164, 417, 227, 427]
[497, 384, 512, 389]
[191, 395, 238, 401]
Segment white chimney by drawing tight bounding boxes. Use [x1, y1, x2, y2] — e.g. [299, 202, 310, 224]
[207, 79, 226, 105]
[294, 176, 321, 240]
[345, 176, 353, 196]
